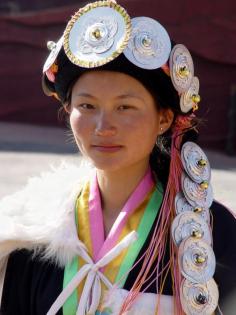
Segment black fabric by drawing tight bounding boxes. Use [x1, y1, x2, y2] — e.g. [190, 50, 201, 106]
[1, 201, 236, 314]
[1, 250, 63, 315]
[212, 202, 236, 313]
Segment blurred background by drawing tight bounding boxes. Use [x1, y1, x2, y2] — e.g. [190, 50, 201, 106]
[0, 0, 236, 210]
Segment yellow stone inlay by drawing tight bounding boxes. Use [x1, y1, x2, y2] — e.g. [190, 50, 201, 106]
[194, 207, 203, 213]
[92, 29, 102, 39]
[200, 181, 209, 190]
[194, 254, 206, 264]
[192, 94, 201, 103]
[179, 66, 190, 77]
[192, 230, 202, 238]
[198, 159, 207, 167]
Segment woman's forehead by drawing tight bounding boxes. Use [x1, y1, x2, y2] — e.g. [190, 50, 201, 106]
[72, 70, 154, 98]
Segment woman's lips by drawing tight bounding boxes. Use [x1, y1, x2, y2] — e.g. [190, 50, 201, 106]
[91, 144, 123, 152]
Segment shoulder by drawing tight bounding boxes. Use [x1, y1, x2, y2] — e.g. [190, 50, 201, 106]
[0, 162, 93, 267]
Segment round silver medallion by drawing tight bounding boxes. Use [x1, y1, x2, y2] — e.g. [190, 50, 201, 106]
[124, 16, 171, 69]
[180, 77, 200, 113]
[171, 211, 212, 247]
[181, 142, 211, 184]
[180, 278, 219, 315]
[169, 44, 194, 93]
[178, 238, 216, 283]
[175, 192, 194, 214]
[63, 1, 131, 68]
[175, 193, 210, 223]
[182, 173, 213, 209]
[43, 36, 63, 73]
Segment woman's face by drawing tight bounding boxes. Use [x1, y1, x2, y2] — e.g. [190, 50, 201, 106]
[69, 71, 173, 173]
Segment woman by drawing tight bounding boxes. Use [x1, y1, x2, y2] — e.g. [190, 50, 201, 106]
[0, 1, 235, 314]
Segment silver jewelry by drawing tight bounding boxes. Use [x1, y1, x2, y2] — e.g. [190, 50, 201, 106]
[43, 2, 201, 114]
[169, 44, 194, 94]
[181, 142, 211, 184]
[43, 36, 63, 73]
[63, 1, 131, 68]
[181, 173, 213, 209]
[180, 278, 219, 315]
[171, 142, 219, 314]
[178, 237, 215, 283]
[175, 192, 210, 223]
[171, 211, 212, 247]
[123, 16, 171, 69]
[180, 77, 200, 113]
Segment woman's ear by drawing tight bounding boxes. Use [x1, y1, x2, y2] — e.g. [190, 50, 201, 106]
[158, 108, 174, 135]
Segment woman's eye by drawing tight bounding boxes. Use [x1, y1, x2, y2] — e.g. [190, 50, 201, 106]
[78, 103, 95, 110]
[118, 105, 135, 111]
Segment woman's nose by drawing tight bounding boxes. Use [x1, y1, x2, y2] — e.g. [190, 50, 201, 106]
[94, 112, 117, 136]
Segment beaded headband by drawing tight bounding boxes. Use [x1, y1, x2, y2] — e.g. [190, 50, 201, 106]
[42, 1, 218, 314]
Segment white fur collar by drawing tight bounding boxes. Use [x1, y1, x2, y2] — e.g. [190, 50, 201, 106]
[0, 162, 93, 267]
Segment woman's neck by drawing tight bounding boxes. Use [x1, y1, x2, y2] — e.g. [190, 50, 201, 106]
[96, 161, 150, 217]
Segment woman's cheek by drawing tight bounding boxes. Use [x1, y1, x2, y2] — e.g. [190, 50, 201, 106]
[70, 113, 90, 149]
[70, 111, 86, 133]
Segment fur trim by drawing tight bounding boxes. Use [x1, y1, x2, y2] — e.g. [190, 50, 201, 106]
[101, 288, 174, 314]
[0, 161, 93, 267]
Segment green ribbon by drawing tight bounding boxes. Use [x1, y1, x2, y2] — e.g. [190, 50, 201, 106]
[115, 182, 163, 286]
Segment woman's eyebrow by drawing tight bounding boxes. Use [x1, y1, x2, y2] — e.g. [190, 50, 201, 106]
[74, 92, 145, 102]
[74, 92, 97, 99]
[115, 94, 145, 102]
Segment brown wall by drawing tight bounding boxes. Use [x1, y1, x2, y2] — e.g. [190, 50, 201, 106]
[0, 0, 236, 151]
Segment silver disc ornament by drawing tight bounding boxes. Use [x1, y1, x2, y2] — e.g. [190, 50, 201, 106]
[180, 77, 200, 113]
[169, 44, 194, 93]
[175, 193, 210, 223]
[181, 142, 211, 184]
[123, 16, 171, 69]
[63, 1, 131, 68]
[43, 36, 63, 73]
[182, 173, 213, 209]
[178, 237, 216, 283]
[180, 278, 219, 315]
[171, 211, 212, 247]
